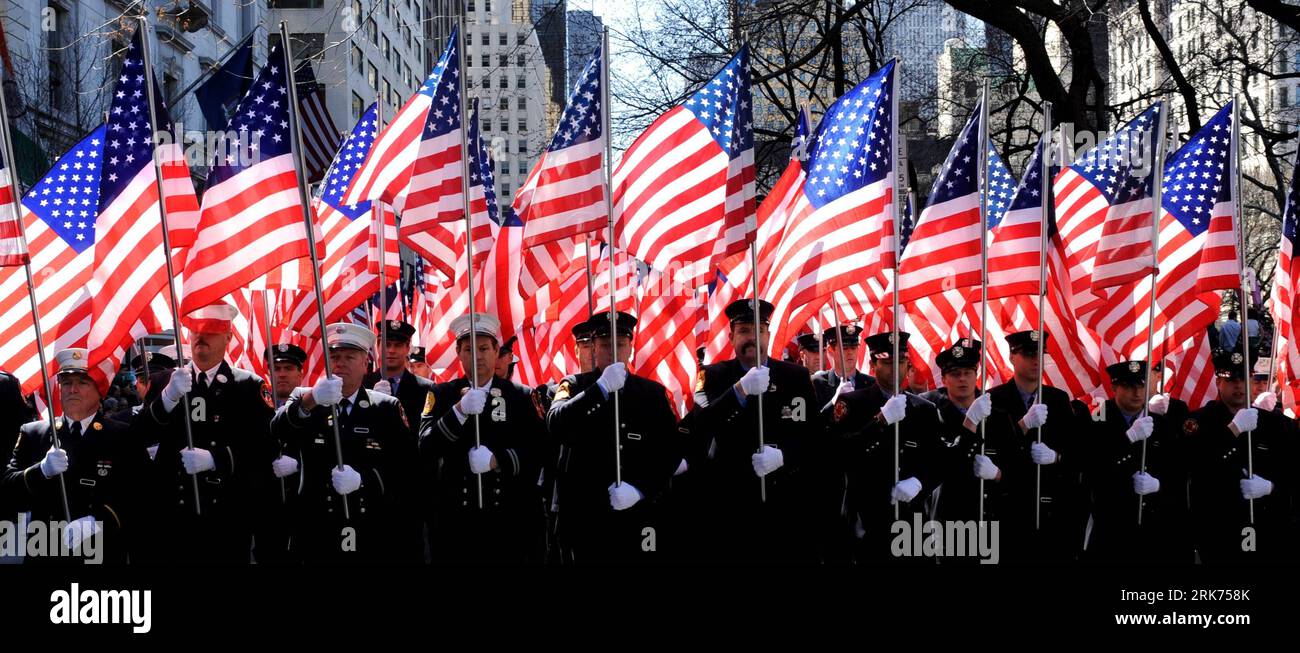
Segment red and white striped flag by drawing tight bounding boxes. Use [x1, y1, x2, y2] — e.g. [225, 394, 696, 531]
[294, 62, 340, 184]
[182, 44, 312, 313]
[614, 46, 755, 287]
[1270, 129, 1300, 389]
[516, 46, 606, 247]
[633, 267, 698, 417]
[0, 125, 27, 266]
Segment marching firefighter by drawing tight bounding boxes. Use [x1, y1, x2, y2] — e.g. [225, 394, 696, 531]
[367, 320, 435, 440]
[811, 324, 874, 411]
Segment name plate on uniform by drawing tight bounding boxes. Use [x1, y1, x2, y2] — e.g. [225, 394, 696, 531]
[353, 427, 370, 434]
[626, 432, 642, 441]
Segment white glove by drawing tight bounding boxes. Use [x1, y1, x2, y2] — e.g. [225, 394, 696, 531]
[751, 445, 784, 477]
[608, 482, 643, 511]
[331, 465, 361, 495]
[965, 393, 993, 424]
[1125, 416, 1154, 444]
[1240, 474, 1274, 500]
[39, 446, 68, 478]
[673, 458, 689, 476]
[1030, 441, 1059, 465]
[371, 380, 392, 396]
[160, 367, 192, 410]
[1253, 391, 1277, 412]
[181, 447, 216, 475]
[63, 516, 101, 550]
[1230, 408, 1258, 435]
[597, 362, 628, 394]
[271, 455, 299, 478]
[457, 388, 488, 416]
[891, 476, 923, 504]
[973, 454, 999, 480]
[1133, 471, 1160, 496]
[881, 394, 907, 425]
[468, 445, 494, 474]
[1147, 393, 1170, 416]
[1022, 403, 1049, 430]
[832, 381, 855, 403]
[311, 376, 343, 407]
[146, 444, 159, 461]
[738, 366, 770, 396]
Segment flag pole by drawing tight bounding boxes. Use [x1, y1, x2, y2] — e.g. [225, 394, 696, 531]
[137, 15, 201, 516]
[1035, 103, 1059, 531]
[890, 59, 902, 520]
[832, 303, 849, 386]
[976, 83, 990, 527]
[814, 313, 824, 373]
[262, 290, 286, 505]
[0, 68, 70, 524]
[453, 21, 484, 509]
[1138, 99, 1169, 526]
[279, 21, 349, 520]
[376, 101, 388, 383]
[1230, 96, 1255, 525]
[599, 30, 624, 488]
[584, 236, 597, 317]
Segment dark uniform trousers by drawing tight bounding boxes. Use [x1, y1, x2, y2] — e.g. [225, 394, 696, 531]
[986, 382, 1087, 564]
[272, 389, 421, 564]
[1084, 401, 1192, 564]
[135, 362, 277, 563]
[828, 384, 942, 564]
[546, 370, 678, 564]
[688, 358, 821, 563]
[3, 413, 149, 564]
[420, 377, 546, 563]
[1187, 400, 1296, 564]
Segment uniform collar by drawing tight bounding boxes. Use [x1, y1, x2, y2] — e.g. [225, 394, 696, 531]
[59, 413, 96, 434]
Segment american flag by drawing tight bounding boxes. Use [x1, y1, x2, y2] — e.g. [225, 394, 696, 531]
[181, 44, 312, 313]
[762, 60, 897, 353]
[285, 104, 394, 336]
[89, 31, 202, 381]
[1271, 139, 1300, 390]
[522, 241, 635, 377]
[294, 62, 339, 184]
[1086, 103, 1239, 363]
[703, 259, 743, 364]
[1054, 102, 1163, 317]
[0, 126, 26, 266]
[516, 46, 606, 247]
[402, 96, 496, 281]
[345, 28, 465, 228]
[633, 266, 698, 417]
[1085, 103, 1165, 293]
[897, 100, 985, 303]
[613, 46, 755, 287]
[0, 127, 104, 393]
[479, 210, 527, 345]
[985, 134, 1103, 399]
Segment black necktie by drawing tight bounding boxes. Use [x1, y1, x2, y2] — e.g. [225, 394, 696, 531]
[68, 421, 82, 442]
[339, 397, 352, 416]
[196, 371, 209, 392]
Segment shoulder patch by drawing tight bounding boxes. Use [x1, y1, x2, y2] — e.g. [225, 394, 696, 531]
[398, 403, 410, 430]
[422, 391, 437, 417]
[553, 380, 572, 403]
[532, 390, 546, 419]
[695, 369, 706, 393]
[260, 380, 275, 409]
[1183, 418, 1198, 435]
[833, 400, 848, 423]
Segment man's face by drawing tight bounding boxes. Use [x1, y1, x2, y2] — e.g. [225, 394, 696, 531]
[330, 348, 370, 394]
[135, 376, 150, 401]
[799, 349, 821, 371]
[58, 374, 101, 419]
[382, 339, 411, 375]
[495, 351, 513, 379]
[1216, 377, 1247, 410]
[871, 357, 910, 391]
[1251, 378, 1269, 398]
[1010, 349, 1040, 383]
[575, 340, 596, 373]
[729, 321, 770, 366]
[829, 343, 859, 376]
[273, 361, 303, 399]
[457, 336, 499, 383]
[1113, 382, 1145, 414]
[190, 331, 232, 369]
[943, 367, 977, 403]
[594, 335, 633, 369]
[410, 360, 432, 378]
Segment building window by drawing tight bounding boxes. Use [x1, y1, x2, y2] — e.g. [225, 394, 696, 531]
[352, 44, 364, 75]
[486, 0, 493, 13]
[368, 19, 377, 46]
[499, 31, 508, 46]
[518, 139, 527, 154]
[517, 53, 526, 67]
[499, 97, 509, 110]
[467, 76, 474, 89]
[517, 97, 526, 110]
[500, 118, 509, 131]
[382, 78, 391, 106]
[517, 75, 525, 89]
[483, 119, 491, 133]
[502, 184, 510, 198]
[499, 76, 508, 89]
[518, 159, 529, 175]
[394, 52, 402, 79]
[468, 1, 475, 11]
[353, 92, 364, 121]
[382, 35, 391, 62]
[518, 118, 527, 131]
[481, 76, 489, 89]
[369, 63, 378, 91]
[499, 54, 508, 67]
[481, 33, 489, 47]
[480, 55, 489, 68]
